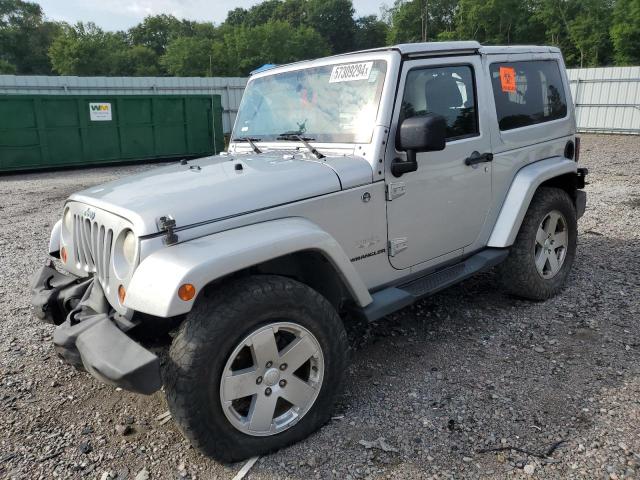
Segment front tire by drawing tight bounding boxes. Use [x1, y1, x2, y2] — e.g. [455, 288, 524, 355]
[498, 187, 578, 300]
[164, 275, 349, 462]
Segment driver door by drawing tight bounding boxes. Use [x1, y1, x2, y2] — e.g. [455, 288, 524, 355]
[386, 56, 492, 270]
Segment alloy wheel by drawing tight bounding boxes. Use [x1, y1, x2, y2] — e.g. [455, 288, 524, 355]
[220, 322, 324, 436]
[534, 209, 568, 279]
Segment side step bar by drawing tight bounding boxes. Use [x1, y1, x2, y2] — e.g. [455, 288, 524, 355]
[362, 248, 509, 322]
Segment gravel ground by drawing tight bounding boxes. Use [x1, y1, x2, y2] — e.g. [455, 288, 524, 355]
[1, 134, 639, 480]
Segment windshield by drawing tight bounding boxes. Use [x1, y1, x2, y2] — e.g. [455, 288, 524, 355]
[233, 60, 388, 144]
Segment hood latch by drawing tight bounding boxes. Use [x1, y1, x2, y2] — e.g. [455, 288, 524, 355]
[157, 216, 178, 246]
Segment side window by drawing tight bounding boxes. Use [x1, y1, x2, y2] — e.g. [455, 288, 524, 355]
[490, 60, 567, 131]
[400, 65, 478, 141]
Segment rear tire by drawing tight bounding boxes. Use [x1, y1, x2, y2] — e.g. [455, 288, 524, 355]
[164, 275, 349, 462]
[498, 187, 577, 300]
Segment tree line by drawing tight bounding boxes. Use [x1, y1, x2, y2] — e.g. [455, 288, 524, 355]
[1, 0, 639, 78]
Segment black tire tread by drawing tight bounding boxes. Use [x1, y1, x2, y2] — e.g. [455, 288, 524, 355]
[498, 187, 577, 300]
[164, 274, 348, 462]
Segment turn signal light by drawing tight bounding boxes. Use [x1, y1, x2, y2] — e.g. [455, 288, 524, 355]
[178, 283, 196, 301]
[118, 285, 126, 303]
[60, 246, 68, 263]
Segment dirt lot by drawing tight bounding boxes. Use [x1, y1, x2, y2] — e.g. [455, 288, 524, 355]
[1, 134, 639, 480]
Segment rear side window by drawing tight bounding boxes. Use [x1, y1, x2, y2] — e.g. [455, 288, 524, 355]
[489, 60, 567, 131]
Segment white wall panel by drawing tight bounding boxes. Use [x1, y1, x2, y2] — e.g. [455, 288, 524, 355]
[567, 67, 640, 134]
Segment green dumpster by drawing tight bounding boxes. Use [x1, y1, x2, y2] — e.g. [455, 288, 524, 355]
[0, 94, 224, 172]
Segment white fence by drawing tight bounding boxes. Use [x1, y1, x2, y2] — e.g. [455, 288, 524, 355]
[567, 66, 640, 135]
[0, 75, 247, 134]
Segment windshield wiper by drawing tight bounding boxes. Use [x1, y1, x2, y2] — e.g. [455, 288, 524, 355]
[233, 137, 262, 154]
[276, 132, 325, 159]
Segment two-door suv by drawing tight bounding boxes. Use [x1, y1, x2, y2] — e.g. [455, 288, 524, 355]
[32, 41, 587, 461]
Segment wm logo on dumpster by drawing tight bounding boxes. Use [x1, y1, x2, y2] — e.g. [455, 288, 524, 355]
[89, 102, 112, 121]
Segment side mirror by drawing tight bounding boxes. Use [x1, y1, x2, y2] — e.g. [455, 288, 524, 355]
[391, 114, 447, 177]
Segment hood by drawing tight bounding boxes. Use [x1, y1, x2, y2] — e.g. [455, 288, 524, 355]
[69, 152, 373, 236]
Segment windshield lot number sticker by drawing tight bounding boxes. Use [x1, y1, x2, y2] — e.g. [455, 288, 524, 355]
[330, 62, 373, 83]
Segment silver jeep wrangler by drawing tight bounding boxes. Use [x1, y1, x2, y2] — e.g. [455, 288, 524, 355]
[32, 41, 587, 461]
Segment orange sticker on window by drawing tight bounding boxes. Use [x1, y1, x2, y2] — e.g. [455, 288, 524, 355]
[499, 66, 516, 92]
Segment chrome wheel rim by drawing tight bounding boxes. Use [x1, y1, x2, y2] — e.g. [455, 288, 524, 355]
[220, 322, 324, 436]
[534, 210, 568, 279]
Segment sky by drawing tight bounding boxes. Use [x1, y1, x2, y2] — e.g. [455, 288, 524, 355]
[35, 0, 386, 31]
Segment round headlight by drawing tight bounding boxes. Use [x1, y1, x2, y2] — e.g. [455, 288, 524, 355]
[63, 208, 73, 232]
[122, 230, 136, 265]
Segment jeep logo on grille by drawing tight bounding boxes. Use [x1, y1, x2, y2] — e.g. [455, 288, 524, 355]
[82, 208, 96, 220]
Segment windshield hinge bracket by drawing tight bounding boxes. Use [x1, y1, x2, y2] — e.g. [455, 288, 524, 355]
[388, 238, 408, 257]
[157, 215, 178, 246]
[386, 182, 407, 201]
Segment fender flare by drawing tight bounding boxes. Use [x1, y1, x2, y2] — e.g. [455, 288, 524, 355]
[124, 217, 373, 317]
[487, 157, 577, 247]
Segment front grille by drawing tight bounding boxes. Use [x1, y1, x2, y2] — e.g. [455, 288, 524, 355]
[72, 214, 114, 284]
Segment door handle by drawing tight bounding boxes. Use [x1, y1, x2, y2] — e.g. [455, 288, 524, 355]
[464, 151, 493, 166]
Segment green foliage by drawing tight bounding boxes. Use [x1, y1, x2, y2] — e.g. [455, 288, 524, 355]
[567, 0, 613, 67]
[611, 0, 640, 65]
[238, 0, 285, 26]
[129, 14, 197, 55]
[450, 0, 546, 45]
[354, 15, 389, 50]
[48, 22, 129, 75]
[225, 8, 249, 26]
[225, 0, 307, 28]
[306, 0, 356, 53]
[385, 0, 457, 44]
[385, 0, 621, 67]
[1, 0, 637, 76]
[210, 21, 330, 76]
[528, 0, 613, 67]
[274, 0, 309, 27]
[530, 0, 576, 60]
[115, 45, 162, 76]
[0, 0, 60, 74]
[224, 0, 309, 27]
[0, 58, 17, 73]
[385, 0, 423, 44]
[161, 36, 213, 76]
[224, 0, 356, 53]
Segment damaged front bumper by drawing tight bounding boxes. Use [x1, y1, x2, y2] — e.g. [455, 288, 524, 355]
[31, 263, 161, 395]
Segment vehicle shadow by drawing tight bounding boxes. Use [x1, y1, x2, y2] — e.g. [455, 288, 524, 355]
[273, 231, 640, 477]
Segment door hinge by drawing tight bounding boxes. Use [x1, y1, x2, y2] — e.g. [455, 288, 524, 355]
[388, 237, 408, 257]
[386, 182, 406, 201]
